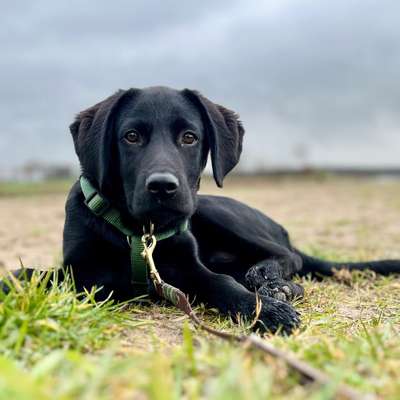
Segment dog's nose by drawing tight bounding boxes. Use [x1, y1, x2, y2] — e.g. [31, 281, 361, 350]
[145, 172, 179, 198]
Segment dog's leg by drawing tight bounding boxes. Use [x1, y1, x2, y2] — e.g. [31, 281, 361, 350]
[165, 262, 301, 334]
[193, 195, 305, 301]
[157, 233, 301, 334]
[245, 259, 305, 302]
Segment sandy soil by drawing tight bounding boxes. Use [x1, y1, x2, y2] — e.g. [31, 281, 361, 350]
[0, 194, 67, 270]
[1, 176, 399, 271]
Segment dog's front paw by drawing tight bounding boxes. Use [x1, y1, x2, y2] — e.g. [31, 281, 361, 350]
[254, 296, 301, 335]
[245, 261, 304, 302]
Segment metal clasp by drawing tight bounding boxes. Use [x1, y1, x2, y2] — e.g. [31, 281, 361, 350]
[141, 223, 162, 285]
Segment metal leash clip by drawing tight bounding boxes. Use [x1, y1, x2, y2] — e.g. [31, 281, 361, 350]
[141, 222, 162, 285]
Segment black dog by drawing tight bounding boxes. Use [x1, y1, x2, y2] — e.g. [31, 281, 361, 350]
[4, 87, 400, 334]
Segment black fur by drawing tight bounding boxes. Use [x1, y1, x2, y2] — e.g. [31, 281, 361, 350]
[4, 86, 400, 334]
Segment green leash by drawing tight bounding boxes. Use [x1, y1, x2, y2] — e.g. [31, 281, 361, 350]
[79, 176, 188, 295]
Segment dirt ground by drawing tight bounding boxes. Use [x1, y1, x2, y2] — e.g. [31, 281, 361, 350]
[1, 175, 399, 270]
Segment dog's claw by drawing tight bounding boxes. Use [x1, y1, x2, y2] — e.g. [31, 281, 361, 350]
[282, 285, 291, 296]
[274, 292, 286, 301]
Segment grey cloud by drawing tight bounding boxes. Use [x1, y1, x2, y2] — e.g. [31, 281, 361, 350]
[0, 0, 399, 171]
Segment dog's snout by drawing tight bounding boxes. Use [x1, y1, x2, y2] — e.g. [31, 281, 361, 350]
[145, 173, 179, 198]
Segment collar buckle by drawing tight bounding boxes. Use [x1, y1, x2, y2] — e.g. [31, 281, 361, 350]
[84, 192, 110, 216]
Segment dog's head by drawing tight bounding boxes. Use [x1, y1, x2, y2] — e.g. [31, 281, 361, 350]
[70, 86, 244, 228]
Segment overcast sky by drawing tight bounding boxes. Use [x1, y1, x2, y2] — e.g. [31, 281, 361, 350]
[1, 0, 399, 172]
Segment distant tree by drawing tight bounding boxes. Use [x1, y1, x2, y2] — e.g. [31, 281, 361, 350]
[19, 161, 75, 181]
[44, 165, 74, 180]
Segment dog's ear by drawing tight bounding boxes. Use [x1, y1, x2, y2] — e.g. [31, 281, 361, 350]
[182, 89, 244, 187]
[70, 89, 135, 194]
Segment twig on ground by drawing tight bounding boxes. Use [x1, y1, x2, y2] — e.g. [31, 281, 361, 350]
[243, 334, 375, 400]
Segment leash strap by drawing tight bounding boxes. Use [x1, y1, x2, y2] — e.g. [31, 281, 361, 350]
[79, 176, 188, 295]
[140, 232, 238, 340]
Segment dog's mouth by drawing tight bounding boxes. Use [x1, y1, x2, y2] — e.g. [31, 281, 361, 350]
[131, 210, 187, 234]
[128, 198, 193, 228]
[146, 209, 185, 227]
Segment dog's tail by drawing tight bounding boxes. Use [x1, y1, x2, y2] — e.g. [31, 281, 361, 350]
[296, 250, 400, 277]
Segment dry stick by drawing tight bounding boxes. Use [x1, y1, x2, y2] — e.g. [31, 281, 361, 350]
[245, 335, 374, 400]
[141, 235, 374, 400]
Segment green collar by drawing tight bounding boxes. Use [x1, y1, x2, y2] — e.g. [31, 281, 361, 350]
[80, 176, 188, 295]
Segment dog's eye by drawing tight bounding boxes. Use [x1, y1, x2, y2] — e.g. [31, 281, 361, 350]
[180, 132, 198, 146]
[124, 130, 141, 144]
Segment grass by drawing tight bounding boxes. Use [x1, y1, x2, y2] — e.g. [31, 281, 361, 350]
[0, 179, 73, 197]
[0, 270, 147, 365]
[0, 264, 399, 399]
